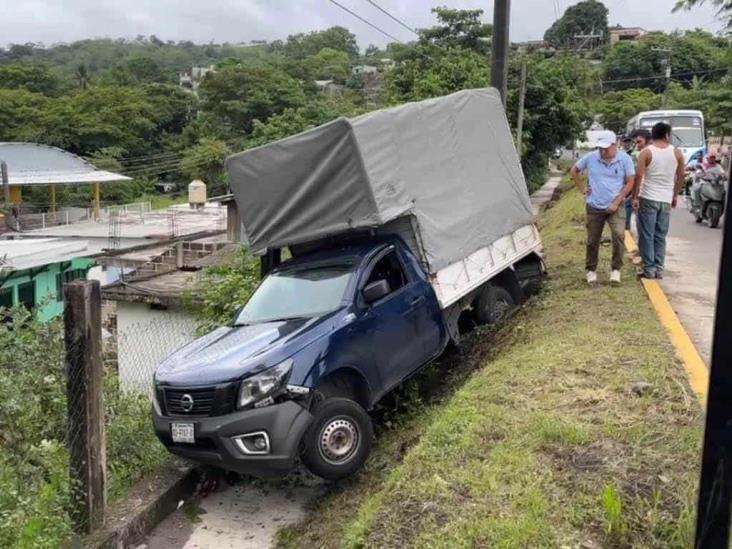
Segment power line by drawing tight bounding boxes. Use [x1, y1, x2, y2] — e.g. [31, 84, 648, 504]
[363, 0, 418, 36]
[326, 0, 404, 43]
[598, 67, 728, 87]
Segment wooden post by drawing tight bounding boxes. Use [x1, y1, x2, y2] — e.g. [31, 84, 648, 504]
[64, 280, 106, 533]
[226, 199, 241, 242]
[93, 182, 101, 221]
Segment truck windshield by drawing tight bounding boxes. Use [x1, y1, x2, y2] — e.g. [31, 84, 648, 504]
[235, 265, 353, 325]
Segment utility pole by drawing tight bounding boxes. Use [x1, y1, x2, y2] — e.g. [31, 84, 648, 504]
[652, 47, 672, 106]
[1, 161, 9, 207]
[516, 59, 527, 159]
[490, 0, 511, 104]
[695, 151, 732, 549]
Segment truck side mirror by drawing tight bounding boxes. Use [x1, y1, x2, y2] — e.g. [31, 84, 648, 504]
[363, 280, 391, 304]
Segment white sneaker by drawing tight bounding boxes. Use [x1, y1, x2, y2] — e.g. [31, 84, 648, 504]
[610, 270, 621, 285]
[586, 271, 597, 285]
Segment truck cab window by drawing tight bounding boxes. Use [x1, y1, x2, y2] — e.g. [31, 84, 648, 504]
[365, 251, 407, 295]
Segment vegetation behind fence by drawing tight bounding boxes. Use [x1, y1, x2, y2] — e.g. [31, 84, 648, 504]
[0, 306, 167, 548]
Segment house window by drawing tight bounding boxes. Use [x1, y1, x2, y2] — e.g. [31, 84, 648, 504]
[17, 281, 35, 310]
[0, 287, 13, 309]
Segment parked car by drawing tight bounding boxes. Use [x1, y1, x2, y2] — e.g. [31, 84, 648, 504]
[152, 89, 546, 479]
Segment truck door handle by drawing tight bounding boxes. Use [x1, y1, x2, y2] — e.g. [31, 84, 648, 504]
[410, 296, 425, 306]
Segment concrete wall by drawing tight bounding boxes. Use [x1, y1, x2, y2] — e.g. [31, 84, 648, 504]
[116, 301, 198, 394]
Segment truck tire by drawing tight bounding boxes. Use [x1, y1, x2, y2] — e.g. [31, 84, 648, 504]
[474, 284, 516, 325]
[708, 204, 722, 228]
[301, 398, 373, 480]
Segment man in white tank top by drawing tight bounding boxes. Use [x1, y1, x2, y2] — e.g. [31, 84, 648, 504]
[632, 122, 685, 279]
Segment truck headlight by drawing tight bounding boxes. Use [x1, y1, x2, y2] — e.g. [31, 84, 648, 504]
[238, 359, 293, 409]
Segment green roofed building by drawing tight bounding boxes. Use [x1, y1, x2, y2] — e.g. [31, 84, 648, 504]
[0, 239, 94, 321]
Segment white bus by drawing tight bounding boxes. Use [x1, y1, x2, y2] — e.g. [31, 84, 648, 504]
[626, 109, 706, 165]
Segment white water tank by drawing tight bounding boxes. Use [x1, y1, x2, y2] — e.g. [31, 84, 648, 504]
[188, 180, 206, 209]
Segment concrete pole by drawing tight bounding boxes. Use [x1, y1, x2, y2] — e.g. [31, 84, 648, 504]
[490, 0, 511, 104]
[50, 184, 56, 221]
[516, 59, 527, 159]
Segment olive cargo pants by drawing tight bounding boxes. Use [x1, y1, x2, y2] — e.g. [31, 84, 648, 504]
[586, 205, 625, 272]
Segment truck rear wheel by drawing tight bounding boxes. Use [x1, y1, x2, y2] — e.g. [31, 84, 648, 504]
[474, 284, 516, 325]
[301, 398, 373, 480]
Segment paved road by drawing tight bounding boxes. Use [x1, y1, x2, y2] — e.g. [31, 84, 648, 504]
[649, 204, 723, 366]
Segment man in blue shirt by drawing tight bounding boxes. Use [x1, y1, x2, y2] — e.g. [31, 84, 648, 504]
[570, 130, 636, 285]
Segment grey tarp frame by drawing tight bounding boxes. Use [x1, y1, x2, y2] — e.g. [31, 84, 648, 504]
[226, 88, 534, 274]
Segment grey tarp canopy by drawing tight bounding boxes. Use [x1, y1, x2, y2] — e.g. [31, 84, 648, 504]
[226, 88, 533, 273]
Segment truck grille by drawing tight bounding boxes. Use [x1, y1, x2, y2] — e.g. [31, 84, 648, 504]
[160, 384, 237, 417]
[164, 387, 215, 416]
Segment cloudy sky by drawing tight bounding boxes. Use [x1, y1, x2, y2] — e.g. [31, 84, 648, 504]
[0, 0, 724, 49]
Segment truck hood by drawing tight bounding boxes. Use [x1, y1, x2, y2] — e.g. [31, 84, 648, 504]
[154, 318, 314, 386]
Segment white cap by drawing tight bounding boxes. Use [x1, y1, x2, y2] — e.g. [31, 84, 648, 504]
[591, 130, 617, 149]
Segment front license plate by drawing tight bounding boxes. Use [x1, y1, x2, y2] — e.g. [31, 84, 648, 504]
[171, 422, 195, 444]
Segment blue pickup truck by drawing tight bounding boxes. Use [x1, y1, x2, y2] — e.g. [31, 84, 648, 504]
[152, 89, 544, 479]
[153, 235, 542, 479]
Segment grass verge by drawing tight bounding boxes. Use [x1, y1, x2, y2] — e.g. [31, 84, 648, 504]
[277, 187, 702, 549]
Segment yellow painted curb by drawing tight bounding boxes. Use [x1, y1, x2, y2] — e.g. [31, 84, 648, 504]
[625, 231, 709, 403]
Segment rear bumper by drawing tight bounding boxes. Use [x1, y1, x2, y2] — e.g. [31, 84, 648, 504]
[153, 400, 313, 478]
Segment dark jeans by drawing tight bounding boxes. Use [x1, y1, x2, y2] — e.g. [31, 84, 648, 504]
[586, 205, 625, 272]
[637, 198, 671, 278]
[624, 196, 634, 230]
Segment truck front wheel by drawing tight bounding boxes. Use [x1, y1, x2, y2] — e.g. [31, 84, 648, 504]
[301, 398, 373, 480]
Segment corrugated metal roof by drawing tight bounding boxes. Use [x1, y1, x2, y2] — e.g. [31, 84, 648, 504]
[0, 238, 90, 270]
[0, 142, 131, 186]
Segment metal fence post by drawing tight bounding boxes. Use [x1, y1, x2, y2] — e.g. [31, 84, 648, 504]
[64, 280, 106, 533]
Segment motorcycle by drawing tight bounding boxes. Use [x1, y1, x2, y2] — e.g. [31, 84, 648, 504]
[686, 165, 727, 228]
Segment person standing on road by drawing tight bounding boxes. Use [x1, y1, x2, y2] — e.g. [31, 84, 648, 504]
[632, 122, 685, 279]
[570, 130, 635, 285]
[624, 129, 651, 231]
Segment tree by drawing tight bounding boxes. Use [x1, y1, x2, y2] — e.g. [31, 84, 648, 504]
[280, 27, 359, 60]
[181, 138, 231, 195]
[198, 65, 306, 135]
[674, 0, 732, 27]
[248, 96, 363, 148]
[506, 54, 594, 189]
[106, 57, 173, 85]
[0, 89, 49, 141]
[544, 0, 609, 46]
[594, 88, 662, 133]
[0, 64, 64, 96]
[304, 48, 351, 82]
[384, 45, 488, 103]
[602, 31, 728, 91]
[602, 41, 665, 91]
[418, 7, 493, 54]
[39, 86, 159, 156]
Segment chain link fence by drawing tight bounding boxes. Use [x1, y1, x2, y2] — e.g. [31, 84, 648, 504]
[110, 313, 199, 396]
[0, 282, 200, 544]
